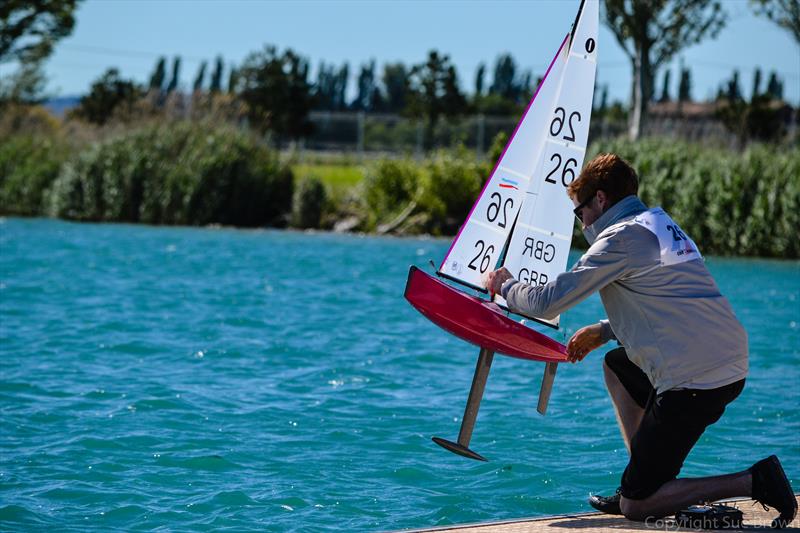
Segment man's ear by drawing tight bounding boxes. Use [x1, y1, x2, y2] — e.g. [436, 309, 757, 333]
[596, 190, 609, 211]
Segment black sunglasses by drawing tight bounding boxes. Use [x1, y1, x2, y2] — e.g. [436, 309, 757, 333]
[573, 193, 595, 222]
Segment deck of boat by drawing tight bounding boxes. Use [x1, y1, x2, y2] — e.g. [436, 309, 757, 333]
[406, 496, 799, 532]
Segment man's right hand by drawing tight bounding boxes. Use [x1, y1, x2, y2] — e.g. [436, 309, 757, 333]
[566, 323, 605, 363]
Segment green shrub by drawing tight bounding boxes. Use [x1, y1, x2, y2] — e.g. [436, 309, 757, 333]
[291, 176, 327, 229]
[48, 121, 293, 227]
[589, 138, 800, 258]
[0, 134, 70, 215]
[418, 148, 484, 235]
[360, 158, 422, 229]
[361, 148, 486, 235]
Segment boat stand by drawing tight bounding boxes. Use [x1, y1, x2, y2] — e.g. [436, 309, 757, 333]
[432, 351, 559, 461]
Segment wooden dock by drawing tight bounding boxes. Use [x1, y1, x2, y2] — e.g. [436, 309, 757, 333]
[406, 496, 799, 532]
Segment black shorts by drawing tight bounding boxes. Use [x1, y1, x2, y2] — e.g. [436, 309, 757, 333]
[604, 347, 745, 500]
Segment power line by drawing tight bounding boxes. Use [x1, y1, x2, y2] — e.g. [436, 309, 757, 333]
[60, 44, 214, 64]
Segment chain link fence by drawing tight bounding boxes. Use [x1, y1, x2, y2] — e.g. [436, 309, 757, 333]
[299, 110, 793, 159]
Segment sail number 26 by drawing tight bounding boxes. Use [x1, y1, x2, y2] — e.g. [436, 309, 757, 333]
[550, 107, 581, 142]
[468, 240, 495, 273]
[486, 192, 513, 228]
[545, 153, 577, 187]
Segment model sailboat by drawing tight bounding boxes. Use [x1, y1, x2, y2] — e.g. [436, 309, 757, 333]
[404, 0, 599, 461]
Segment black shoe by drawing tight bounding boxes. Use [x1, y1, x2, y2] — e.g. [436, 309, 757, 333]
[750, 455, 797, 529]
[588, 487, 623, 515]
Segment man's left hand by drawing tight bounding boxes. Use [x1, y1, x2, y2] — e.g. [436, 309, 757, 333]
[566, 323, 604, 363]
[486, 267, 514, 297]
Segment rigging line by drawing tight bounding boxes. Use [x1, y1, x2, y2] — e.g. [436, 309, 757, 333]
[60, 44, 213, 63]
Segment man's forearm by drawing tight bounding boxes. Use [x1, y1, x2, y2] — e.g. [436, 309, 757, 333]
[500, 277, 563, 320]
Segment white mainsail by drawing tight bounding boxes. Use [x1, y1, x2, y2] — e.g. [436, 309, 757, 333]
[497, 0, 599, 327]
[437, 34, 571, 290]
[440, 0, 598, 302]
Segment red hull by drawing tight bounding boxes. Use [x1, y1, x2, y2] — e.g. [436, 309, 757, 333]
[404, 266, 567, 363]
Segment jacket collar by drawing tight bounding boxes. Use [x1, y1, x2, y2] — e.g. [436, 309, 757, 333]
[583, 195, 648, 245]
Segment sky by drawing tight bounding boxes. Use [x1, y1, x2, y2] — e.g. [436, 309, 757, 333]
[9, 0, 800, 105]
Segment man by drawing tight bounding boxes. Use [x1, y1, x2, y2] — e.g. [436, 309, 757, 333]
[486, 153, 796, 527]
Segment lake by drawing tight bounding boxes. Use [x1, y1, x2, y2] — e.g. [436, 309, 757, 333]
[1, 218, 797, 532]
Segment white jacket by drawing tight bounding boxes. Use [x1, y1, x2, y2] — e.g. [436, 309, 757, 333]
[501, 195, 748, 393]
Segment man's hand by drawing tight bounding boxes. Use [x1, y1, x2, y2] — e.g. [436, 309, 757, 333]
[486, 267, 514, 297]
[566, 323, 605, 363]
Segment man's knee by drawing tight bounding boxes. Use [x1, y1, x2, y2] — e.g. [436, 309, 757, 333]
[602, 357, 612, 376]
[619, 496, 649, 522]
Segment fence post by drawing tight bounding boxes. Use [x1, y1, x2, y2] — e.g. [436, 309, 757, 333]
[357, 111, 365, 160]
[476, 113, 485, 160]
[415, 120, 425, 160]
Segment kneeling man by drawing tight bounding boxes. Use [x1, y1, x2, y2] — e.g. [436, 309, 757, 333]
[486, 154, 796, 527]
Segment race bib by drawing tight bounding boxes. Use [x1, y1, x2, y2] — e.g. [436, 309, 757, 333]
[633, 207, 702, 266]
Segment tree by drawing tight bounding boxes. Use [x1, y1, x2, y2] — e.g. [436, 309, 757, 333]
[353, 60, 382, 111]
[0, 56, 47, 104]
[752, 0, 800, 43]
[678, 67, 692, 102]
[726, 70, 743, 102]
[0, 0, 80, 63]
[70, 68, 142, 125]
[716, 68, 786, 145]
[766, 71, 784, 100]
[193, 61, 207, 92]
[489, 53, 520, 101]
[406, 50, 467, 147]
[209, 56, 224, 93]
[227, 65, 239, 94]
[604, 0, 726, 140]
[382, 62, 407, 113]
[441, 65, 467, 117]
[237, 45, 314, 140]
[166, 56, 181, 93]
[751, 67, 762, 100]
[148, 56, 166, 92]
[658, 69, 671, 102]
[333, 63, 348, 110]
[314, 62, 335, 110]
[314, 61, 349, 111]
[474, 62, 486, 97]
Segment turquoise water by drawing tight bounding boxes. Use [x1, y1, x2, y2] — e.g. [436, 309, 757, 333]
[1, 217, 798, 532]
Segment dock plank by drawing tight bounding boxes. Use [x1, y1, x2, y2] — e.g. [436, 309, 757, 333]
[408, 496, 799, 532]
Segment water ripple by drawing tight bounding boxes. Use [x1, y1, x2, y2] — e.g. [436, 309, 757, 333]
[1, 219, 798, 531]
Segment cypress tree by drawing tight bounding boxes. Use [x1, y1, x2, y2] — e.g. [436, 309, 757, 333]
[193, 61, 207, 92]
[148, 57, 166, 91]
[334, 64, 348, 111]
[726, 70, 742, 102]
[678, 67, 692, 102]
[209, 56, 224, 93]
[227, 65, 239, 93]
[766, 71, 783, 100]
[474, 62, 485, 97]
[166, 56, 181, 94]
[751, 67, 762, 101]
[382, 63, 406, 113]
